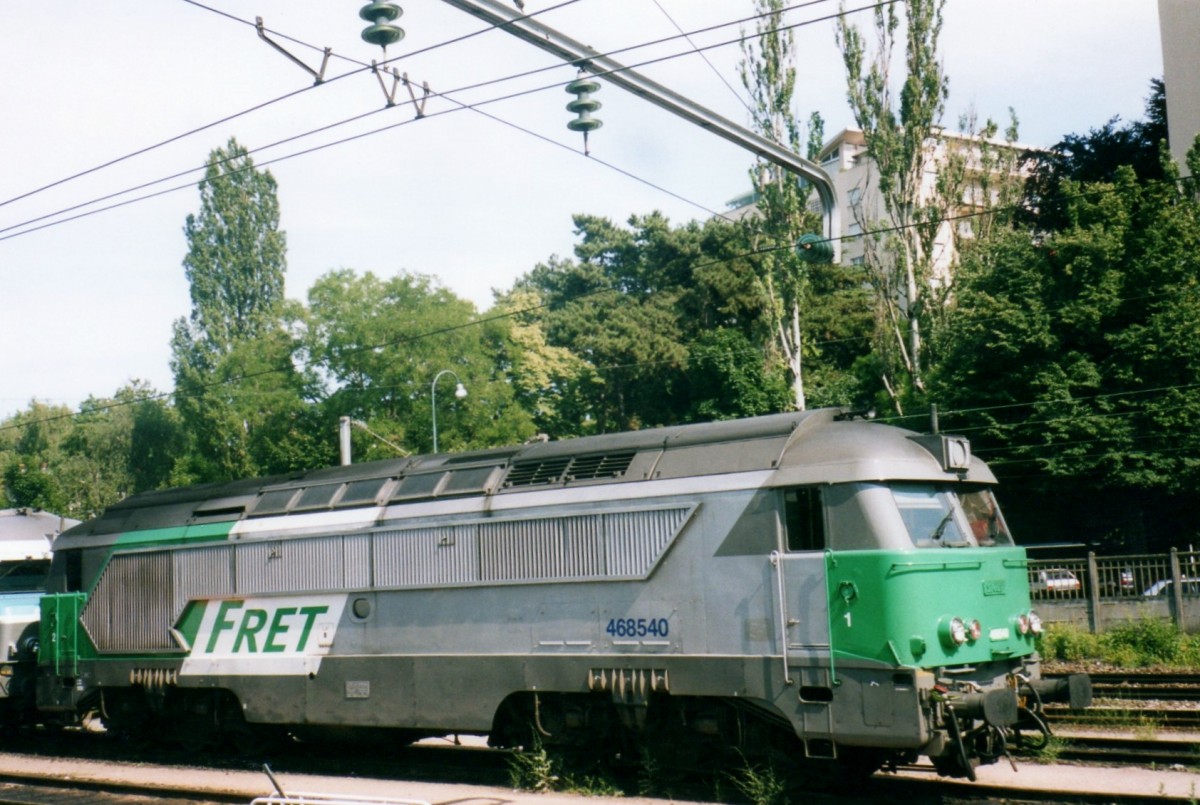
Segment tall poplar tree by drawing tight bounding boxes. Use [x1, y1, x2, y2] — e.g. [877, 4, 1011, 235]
[172, 138, 286, 373]
[739, 0, 824, 410]
[170, 138, 321, 483]
[836, 0, 948, 406]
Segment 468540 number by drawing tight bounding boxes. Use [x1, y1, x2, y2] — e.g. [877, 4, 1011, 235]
[605, 617, 669, 639]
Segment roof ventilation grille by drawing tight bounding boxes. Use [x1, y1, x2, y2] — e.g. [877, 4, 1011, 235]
[567, 450, 635, 481]
[505, 456, 572, 487]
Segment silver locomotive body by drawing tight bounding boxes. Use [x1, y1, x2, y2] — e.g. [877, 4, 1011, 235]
[38, 409, 1088, 777]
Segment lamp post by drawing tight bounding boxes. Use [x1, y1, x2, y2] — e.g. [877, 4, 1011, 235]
[431, 369, 467, 453]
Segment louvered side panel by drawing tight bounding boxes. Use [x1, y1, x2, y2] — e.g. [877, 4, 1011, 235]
[84, 552, 174, 652]
[561, 515, 605, 577]
[604, 507, 692, 577]
[235, 537, 344, 594]
[173, 545, 234, 620]
[344, 534, 371, 589]
[479, 519, 551, 580]
[374, 527, 478, 587]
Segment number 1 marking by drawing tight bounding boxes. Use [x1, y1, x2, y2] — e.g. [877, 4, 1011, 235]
[843, 611, 852, 628]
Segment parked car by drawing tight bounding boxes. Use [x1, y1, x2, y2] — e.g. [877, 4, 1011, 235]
[1030, 568, 1082, 594]
[1142, 578, 1200, 597]
[1102, 567, 1136, 595]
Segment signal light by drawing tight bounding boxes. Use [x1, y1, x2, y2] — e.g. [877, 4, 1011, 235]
[968, 619, 982, 642]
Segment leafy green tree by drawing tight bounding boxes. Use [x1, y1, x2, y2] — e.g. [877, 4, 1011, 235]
[836, 0, 950, 406]
[685, 328, 792, 420]
[0, 402, 74, 513]
[493, 288, 593, 439]
[2, 461, 63, 512]
[512, 214, 753, 433]
[739, 0, 827, 410]
[0, 384, 179, 518]
[931, 142, 1200, 549]
[305, 269, 534, 456]
[1021, 79, 1168, 231]
[174, 137, 286, 372]
[170, 138, 321, 483]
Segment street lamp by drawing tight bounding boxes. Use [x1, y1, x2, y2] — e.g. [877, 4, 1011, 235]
[431, 369, 467, 453]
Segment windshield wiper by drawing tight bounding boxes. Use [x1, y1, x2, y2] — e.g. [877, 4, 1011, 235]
[931, 510, 955, 541]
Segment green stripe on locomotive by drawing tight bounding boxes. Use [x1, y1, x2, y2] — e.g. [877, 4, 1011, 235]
[826, 546, 1034, 668]
[112, 521, 237, 549]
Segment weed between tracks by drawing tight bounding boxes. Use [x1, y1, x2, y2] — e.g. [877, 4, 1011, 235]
[506, 738, 793, 804]
[506, 735, 621, 797]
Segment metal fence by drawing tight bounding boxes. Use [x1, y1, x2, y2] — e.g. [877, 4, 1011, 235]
[1028, 549, 1200, 632]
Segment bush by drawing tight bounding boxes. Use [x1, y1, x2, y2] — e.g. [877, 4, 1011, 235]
[1037, 623, 1101, 661]
[1102, 619, 1183, 666]
[1040, 619, 1200, 669]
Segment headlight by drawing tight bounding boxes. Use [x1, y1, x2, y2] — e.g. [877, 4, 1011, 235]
[1028, 611, 1043, 636]
[940, 616, 968, 647]
[968, 619, 982, 642]
[1016, 613, 1030, 635]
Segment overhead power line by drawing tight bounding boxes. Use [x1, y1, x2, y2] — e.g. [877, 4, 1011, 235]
[0, 0, 836, 218]
[0, 0, 890, 241]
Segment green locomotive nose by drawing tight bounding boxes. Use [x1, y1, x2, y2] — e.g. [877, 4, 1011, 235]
[826, 546, 1036, 669]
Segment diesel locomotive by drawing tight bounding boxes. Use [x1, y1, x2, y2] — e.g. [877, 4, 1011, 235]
[34, 408, 1089, 779]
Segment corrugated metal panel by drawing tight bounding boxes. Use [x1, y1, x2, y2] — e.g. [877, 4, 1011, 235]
[235, 538, 344, 594]
[84, 551, 174, 651]
[374, 526, 478, 587]
[344, 534, 371, 589]
[81, 504, 695, 653]
[605, 508, 688, 576]
[561, 515, 605, 577]
[173, 544, 234, 616]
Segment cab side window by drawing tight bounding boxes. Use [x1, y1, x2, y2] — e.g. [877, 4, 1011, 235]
[784, 487, 825, 551]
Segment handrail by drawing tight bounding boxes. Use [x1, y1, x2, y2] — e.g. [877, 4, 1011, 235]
[769, 551, 793, 686]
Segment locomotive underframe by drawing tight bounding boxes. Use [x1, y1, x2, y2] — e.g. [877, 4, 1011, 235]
[40, 646, 1035, 777]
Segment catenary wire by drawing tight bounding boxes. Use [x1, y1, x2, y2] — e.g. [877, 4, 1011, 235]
[0, 0, 833, 216]
[0, 0, 895, 240]
[0, 0, 589, 213]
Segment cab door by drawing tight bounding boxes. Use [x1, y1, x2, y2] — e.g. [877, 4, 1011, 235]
[768, 487, 836, 750]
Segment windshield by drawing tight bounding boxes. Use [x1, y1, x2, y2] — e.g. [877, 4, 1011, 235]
[0, 559, 51, 592]
[892, 484, 1012, 548]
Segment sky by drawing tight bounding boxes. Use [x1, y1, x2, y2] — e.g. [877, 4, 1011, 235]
[0, 0, 1165, 417]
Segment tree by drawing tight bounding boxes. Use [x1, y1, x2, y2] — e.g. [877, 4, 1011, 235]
[173, 138, 287, 372]
[1021, 79, 1168, 231]
[739, 0, 827, 410]
[836, 0, 949, 407]
[931, 140, 1200, 550]
[2, 461, 63, 512]
[0, 384, 182, 518]
[170, 138, 321, 483]
[305, 269, 535, 456]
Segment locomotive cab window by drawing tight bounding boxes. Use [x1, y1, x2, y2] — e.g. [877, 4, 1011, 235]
[0, 559, 51, 592]
[784, 487, 825, 551]
[892, 484, 1013, 548]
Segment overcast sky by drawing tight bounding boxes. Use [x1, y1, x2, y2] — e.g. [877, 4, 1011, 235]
[0, 0, 1164, 416]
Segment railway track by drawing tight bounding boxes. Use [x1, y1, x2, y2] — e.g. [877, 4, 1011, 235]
[1037, 734, 1200, 766]
[1042, 670, 1200, 731]
[0, 750, 1194, 805]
